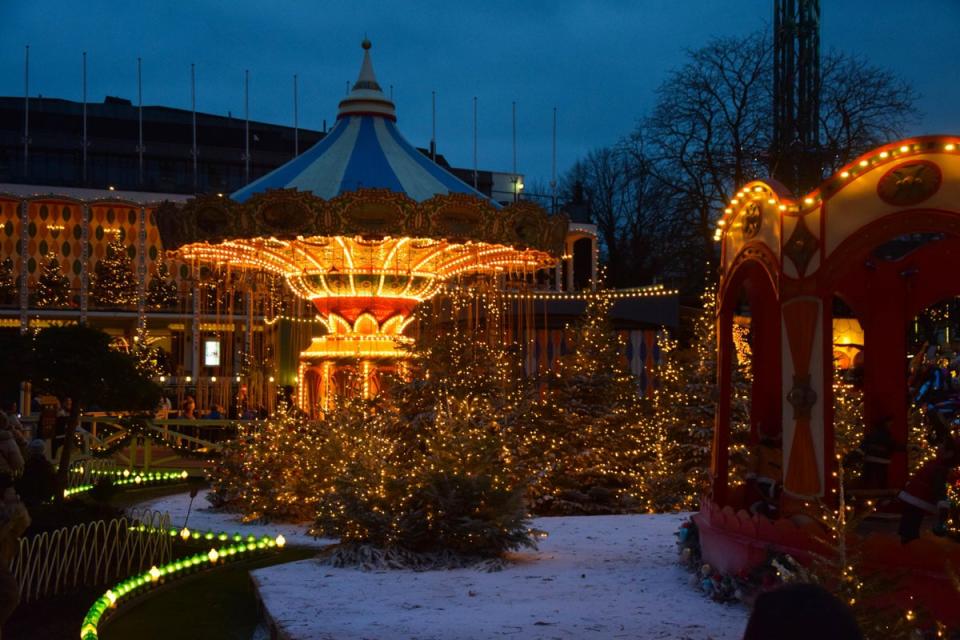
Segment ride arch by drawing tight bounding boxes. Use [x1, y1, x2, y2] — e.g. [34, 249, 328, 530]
[698, 137, 960, 625]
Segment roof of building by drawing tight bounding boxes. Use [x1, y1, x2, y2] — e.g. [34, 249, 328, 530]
[231, 41, 495, 206]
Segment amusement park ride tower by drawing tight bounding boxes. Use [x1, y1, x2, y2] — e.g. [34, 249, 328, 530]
[157, 41, 566, 412]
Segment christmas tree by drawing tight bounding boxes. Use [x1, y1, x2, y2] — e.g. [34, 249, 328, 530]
[313, 293, 535, 559]
[146, 261, 179, 309]
[131, 326, 164, 379]
[35, 253, 71, 308]
[650, 285, 752, 509]
[206, 404, 328, 522]
[523, 291, 649, 514]
[0, 257, 16, 305]
[91, 239, 138, 307]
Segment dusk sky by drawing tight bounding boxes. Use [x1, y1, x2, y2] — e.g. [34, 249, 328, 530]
[2, 1, 958, 192]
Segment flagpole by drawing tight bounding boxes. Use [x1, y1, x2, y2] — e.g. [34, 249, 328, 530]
[138, 57, 144, 186]
[472, 96, 478, 190]
[293, 74, 299, 157]
[82, 51, 88, 185]
[431, 90, 436, 161]
[22, 45, 29, 177]
[551, 106, 557, 214]
[512, 100, 517, 202]
[244, 69, 250, 184]
[191, 63, 198, 191]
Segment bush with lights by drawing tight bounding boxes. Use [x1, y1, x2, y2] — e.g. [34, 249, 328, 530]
[206, 405, 327, 522]
[312, 296, 536, 562]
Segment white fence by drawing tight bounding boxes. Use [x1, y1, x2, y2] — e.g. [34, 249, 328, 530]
[11, 508, 173, 603]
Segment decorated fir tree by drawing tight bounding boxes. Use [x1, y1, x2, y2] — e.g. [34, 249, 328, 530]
[131, 326, 164, 379]
[91, 239, 138, 307]
[0, 257, 16, 305]
[35, 252, 71, 308]
[146, 261, 179, 309]
[313, 293, 535, 560]
[650, 285, 752, 509]
[207, 405, 328, 522]
[523, 291, 649, 514]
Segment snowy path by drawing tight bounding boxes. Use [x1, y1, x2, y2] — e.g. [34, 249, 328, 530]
[251, 513, 747, 640]
[132, 491, 334, 549]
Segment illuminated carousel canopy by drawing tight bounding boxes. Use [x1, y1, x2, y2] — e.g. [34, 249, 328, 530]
[156, 40, 566, 407]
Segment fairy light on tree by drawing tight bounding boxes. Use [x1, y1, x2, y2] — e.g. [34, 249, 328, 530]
[0, 257, 16, 305]
[146, 261, 179, 310]
[91, 237, 138, 307]
[35, 252, 71, 308]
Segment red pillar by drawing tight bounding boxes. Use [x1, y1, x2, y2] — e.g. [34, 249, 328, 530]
[712, 306, 734, 505]
[862, 284, 909, 489]
[750, 291, 782, 440]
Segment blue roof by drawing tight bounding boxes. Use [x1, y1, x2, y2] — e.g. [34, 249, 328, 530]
[232, 42, 495, 207]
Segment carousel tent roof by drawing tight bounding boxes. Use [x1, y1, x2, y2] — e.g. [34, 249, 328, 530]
[232, 40, 494, 206]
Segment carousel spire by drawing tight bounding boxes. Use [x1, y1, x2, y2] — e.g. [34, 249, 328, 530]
[338, 38, 396, 121]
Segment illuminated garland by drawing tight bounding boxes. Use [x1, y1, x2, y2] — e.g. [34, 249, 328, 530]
[63, 469, 190, 500]
[80, 528, 286, 640]
[86, 417, 224, 459]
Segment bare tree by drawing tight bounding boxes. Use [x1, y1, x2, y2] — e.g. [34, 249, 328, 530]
[561, 30, 917, 295]
[645, 32, 773, 291]
[819, 52, 918, 175]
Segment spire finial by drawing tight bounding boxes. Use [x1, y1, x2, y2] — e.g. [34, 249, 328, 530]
[337, 38, 396, 121]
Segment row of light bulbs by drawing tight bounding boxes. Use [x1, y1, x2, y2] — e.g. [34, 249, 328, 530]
[714, 138, 959, 243]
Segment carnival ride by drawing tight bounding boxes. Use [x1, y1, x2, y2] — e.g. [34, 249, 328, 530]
[703, 135, 960, 624]
[158, 41, 566, 413]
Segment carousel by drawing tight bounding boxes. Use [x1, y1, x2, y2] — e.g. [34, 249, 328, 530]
[157, 40, 566, 414]
[703, 135, 960, 624]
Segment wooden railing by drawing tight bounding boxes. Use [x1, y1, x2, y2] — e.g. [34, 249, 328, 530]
[23, 415, 249, 471]
[11, 508, 173, 603]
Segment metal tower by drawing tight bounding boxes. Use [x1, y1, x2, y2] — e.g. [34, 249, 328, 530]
[772, 0, 821, 194]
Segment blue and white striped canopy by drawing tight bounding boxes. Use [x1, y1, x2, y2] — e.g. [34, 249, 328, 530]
[232, 115, 491, 204]
[232, 41, 492, 206]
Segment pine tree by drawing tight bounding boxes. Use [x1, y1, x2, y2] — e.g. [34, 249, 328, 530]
[35, 253, 71, 308]
[91, 239, 138, 307]
[0, 257, 16, 305]
[206, 405, 329, 522]
[146, 261, 179, 309]
[523, 291, 649, 514]
[131, 326, 164, 379]
[653, 286, 752, 508]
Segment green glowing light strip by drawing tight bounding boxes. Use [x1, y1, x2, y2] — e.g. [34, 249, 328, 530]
[64, 469, 190, 500]
[80, 531, 286, 640]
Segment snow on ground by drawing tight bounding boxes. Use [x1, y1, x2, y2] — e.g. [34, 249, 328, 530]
[131, 491, 333, 549]
[252, 513, 747, 640]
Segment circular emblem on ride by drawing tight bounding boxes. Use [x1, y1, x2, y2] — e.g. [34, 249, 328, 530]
[741, 201, 762, 238]
[877, 160, 942, 206]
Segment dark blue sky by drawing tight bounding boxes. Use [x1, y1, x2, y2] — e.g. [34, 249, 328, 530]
[2, 1, 957, 191]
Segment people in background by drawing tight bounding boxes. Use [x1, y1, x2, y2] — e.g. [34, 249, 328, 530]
[181, 396, 196, 420]
[206, 404, 224, 420]
[155, 395, 173, 420]
[16, 440, 55, 507]
[0, 415, 24, 503]
[742, 583, 862, 640]
[898, 436, 960, 543]
[4, 405, 27, 444]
